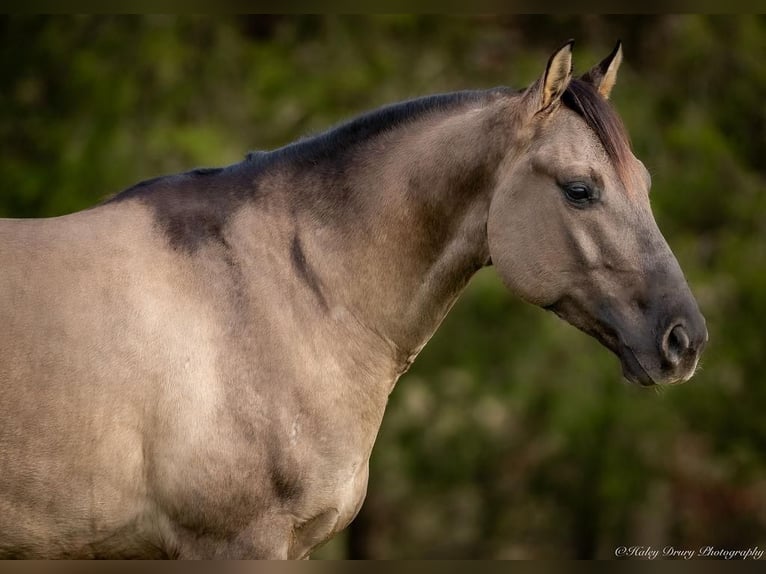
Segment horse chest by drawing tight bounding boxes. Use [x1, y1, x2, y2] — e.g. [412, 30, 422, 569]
[286, 457, 370, 559]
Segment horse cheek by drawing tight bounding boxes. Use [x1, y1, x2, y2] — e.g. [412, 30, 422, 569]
[487, 193, 565, 308]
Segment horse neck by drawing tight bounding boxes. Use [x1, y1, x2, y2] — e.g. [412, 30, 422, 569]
[283, 98, 514, 366]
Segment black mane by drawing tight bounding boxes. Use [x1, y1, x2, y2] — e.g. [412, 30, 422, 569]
[109, 80, 626, 207]
[108, 88, 505, 202]
[254, 88, 510, 170]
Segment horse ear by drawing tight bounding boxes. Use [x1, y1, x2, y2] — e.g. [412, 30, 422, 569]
[581, 41, 623, 99]
[526, 40, 574, 114]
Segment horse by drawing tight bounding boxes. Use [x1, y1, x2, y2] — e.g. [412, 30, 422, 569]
[0, 41, 707, 559]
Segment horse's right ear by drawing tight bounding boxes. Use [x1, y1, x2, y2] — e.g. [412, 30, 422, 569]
[524, 40, 574, 115]
[581, 41, 623, 99]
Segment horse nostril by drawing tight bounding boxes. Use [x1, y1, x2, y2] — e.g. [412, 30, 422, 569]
[662, 324, 691, 367]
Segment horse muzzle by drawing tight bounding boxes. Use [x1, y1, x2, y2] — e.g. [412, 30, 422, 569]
[616, 305, 709, 386]
[546, 294, 709, 387]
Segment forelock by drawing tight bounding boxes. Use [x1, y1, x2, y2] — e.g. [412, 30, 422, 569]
[561, 78, 636, 189]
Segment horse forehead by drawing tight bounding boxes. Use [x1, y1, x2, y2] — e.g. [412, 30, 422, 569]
[536, 115, 606, 161]
[530, 135, 612, 175]
[540, 137, 604, 164]
[535, 114, 649, 196]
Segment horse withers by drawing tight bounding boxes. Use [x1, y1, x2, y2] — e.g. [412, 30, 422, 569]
[0, 42, 706, 558]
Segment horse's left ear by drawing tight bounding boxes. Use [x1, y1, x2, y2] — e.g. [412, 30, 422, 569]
[581, 41, 623, 99]
[523, 40, 574, 116]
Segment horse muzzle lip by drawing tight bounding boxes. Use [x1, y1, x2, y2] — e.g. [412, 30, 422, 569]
[618, 344, 656, 387]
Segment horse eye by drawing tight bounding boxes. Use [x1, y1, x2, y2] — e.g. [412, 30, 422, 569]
[562, 182, 594, 205]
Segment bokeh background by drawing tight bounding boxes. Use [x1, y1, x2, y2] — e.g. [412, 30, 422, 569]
[1, 15, 764, 559]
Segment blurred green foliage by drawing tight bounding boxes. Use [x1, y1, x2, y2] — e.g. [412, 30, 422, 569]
[1, 15, 764, 559]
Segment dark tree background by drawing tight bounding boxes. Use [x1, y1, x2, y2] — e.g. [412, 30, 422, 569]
[1, 15, 764, 559]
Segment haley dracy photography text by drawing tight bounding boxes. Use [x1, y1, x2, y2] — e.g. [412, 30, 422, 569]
[615, 546, 764, 560]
